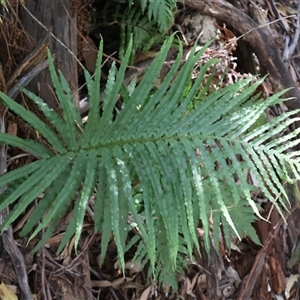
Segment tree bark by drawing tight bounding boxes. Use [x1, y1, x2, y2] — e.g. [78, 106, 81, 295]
[20, 0, 79, 109]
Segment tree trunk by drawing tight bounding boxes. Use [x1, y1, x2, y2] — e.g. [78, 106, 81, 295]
[20, 0, 79, 109]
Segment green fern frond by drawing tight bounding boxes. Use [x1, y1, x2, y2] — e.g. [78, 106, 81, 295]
[140, 0, 176, 32]
[119, 5, 161, 62]
[0, 34, 299, 287]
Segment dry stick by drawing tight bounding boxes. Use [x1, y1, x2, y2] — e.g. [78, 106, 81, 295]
[0, 114, 33, 300]
[234, 15, 296, 43]
[237, 252, 266, 300]
[40, 243, 47, 299]
[282, 0, 300, 61]
[267, 0, 290, 33]
[8, 59, 51, 100]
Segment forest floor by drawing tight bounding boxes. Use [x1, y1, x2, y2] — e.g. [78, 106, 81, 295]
[1, 0, 300, 299]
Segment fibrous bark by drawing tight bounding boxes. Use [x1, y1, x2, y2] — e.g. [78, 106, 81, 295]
[20, 0, 79, 109]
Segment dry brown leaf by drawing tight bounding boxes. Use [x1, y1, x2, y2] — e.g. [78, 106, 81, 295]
[82, 36, 98, 73]
[140, 286, 152, 300]
[268, 256, 286, 294]
[197, 274, 207, 289]
[125, 260, 142, 274]
[13, 205, 35, 233]
[122, 282, 144, 290]
[0, 283, 17, 300]
[91, 280, 113, 288]
[7, 121, 17, 136]
[134, 50, 158, 64]
[111, 277, 130, 287]
[285, 274, 299, 299]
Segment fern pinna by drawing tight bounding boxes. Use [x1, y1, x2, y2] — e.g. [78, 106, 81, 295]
[0, 35, 300, 287]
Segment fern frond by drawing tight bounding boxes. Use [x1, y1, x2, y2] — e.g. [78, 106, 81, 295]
[140, 0, 176, 32]
[118, 2, 168, 62]
[0, 34, 300, 287]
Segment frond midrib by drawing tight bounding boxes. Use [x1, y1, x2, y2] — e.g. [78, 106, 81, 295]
[57, 132, 286, 154]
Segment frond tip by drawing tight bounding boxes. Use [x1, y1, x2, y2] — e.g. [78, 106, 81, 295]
[0, 34, 299, 287]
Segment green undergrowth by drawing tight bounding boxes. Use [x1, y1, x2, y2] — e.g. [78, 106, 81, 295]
[0, 35, 299, 287]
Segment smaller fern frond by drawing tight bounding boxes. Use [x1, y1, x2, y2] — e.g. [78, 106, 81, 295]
[141, 0, 176, 32]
